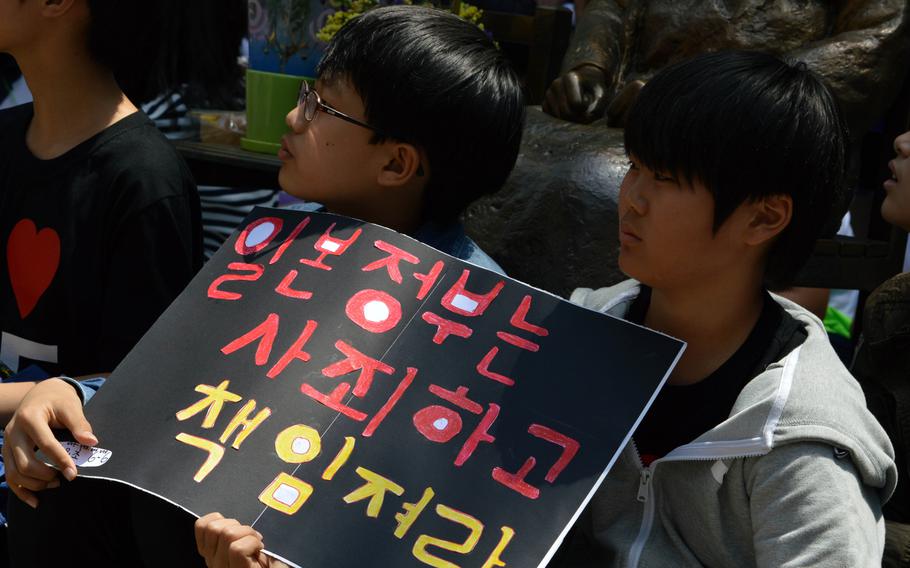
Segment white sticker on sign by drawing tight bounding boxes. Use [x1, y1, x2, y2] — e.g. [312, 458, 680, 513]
[58, 442, 112, 468]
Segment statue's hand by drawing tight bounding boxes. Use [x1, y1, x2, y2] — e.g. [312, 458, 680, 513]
[543, 65, 609, 123]
[606, 80, 645, 128]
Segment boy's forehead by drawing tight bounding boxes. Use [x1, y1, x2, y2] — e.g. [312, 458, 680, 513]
[316, 72, 349, 90]
[316, 73, 357, 98]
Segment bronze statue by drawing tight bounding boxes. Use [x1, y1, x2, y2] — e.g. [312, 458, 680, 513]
[465, 1, 909, 298]
[544, 0, 909, 138]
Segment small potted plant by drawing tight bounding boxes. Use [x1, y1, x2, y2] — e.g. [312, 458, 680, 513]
[244, 0, 485, 154]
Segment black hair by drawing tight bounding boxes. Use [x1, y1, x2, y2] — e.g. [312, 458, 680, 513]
[624, 50, 848, 289]
[0, 53, 20, 100]
[317, 5, 525, 225]
[86, 0, 246, 104]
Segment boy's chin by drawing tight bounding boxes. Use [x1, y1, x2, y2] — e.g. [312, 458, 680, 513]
[881, 200, 910, 232]
[277, 168, 307, 201]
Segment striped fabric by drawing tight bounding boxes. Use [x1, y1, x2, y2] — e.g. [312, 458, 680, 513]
[141, 89, 280, 258]
[142, 89, 195, 140]
[199, 186, 280, 258]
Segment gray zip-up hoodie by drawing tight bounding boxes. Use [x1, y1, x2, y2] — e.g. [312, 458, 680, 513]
[565, 280, 897, 568]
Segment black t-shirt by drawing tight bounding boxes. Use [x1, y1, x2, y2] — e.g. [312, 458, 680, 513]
[628, 286, 806, 465]
[0, 104, 203, 377]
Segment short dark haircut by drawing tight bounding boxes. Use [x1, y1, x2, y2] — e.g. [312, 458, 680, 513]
[317, 5, 525, 225]
[624, 50, 848, 288]
[86, 0, 246, 103]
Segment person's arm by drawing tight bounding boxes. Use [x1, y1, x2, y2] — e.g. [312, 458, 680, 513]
[1, 377, 99, 508]
[561, 0, 626, 75]
[786, 0, 909, 139]
[0, 382, 39, 425]
[195, 513, 288, 568]
[747, 442, 886, 566]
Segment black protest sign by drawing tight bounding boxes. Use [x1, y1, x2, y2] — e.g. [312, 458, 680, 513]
[78, 208, 684, 568]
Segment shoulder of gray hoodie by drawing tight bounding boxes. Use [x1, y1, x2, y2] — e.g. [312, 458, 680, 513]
[564, 280, 897, 568]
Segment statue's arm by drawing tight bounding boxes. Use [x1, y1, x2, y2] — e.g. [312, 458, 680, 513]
[787, 0, 910, 137]
[561, 0, 627, 80]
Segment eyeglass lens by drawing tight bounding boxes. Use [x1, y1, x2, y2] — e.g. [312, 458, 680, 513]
[303, 91, 317, 121]
[298, 82, 315, 122]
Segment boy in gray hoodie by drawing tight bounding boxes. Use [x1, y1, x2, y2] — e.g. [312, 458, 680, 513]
[553, 51, 897, 567]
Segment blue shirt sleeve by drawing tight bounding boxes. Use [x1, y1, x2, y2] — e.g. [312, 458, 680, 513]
[59, 376, 106, 405]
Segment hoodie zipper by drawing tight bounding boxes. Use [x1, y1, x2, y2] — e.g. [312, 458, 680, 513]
[627, 440, 655, 568]
[623, 343, 803, 567]
[625, 439, 770, 568]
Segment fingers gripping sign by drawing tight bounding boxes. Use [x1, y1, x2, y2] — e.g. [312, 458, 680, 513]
[2, 378, 98, 508]
[195, 512, 278, 568]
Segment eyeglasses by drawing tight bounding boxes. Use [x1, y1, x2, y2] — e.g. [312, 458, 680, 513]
[296, 81, 377, 132]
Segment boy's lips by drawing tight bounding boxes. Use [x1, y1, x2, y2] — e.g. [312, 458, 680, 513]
[278, 136, 294, 160]
[885, 160, 900, 191]
[619, 223, 642, 244]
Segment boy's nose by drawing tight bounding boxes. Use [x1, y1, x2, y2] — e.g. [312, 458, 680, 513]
[287, 106, 305, 133]
[621, 178, 648, 215]
[896, 131, 910, 157]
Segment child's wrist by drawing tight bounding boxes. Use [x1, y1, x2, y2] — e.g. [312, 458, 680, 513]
[55, 376, 87, 405]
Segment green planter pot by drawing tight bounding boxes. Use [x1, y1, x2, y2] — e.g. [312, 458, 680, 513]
[242, 68, 310, 154]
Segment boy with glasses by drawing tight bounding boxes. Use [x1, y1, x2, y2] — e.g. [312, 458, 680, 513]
[274, 5, 522, 272]
[3, 5, 524, 567]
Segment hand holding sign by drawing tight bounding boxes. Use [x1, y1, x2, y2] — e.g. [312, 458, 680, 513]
[195, 513, 275, 568]
[2, 377, 97, 507]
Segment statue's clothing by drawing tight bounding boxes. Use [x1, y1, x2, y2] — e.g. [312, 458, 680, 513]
[566, 0, 910, 136]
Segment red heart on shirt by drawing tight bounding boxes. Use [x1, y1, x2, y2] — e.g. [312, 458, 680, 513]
[7, 219, 60, 319]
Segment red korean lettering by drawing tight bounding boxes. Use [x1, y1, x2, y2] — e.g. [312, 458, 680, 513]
[301, 341, 399, 422]
[509, 295, 549, 337]
[322, 340, 395, 396]
[476, 347, 514, 386]
[274, 269, 313, 300]
[491, 424, 581, 499]
[269, 217, 311, 265]
[299, 223, 362, 271]
[427, 385, 483, 415]
[266, 319, 319, 379]
[496, 331, 539, 353]
[345, 289, 403, 334]
[421, 312, 473, 345]
[221, 313, 280, 366]
[413, 406, 463, 443]
[441, 270, 505, 317]
[362, 367, 418, 437]
[413, 261, 445, 301]
[207, 263, 264, 301]
[362, 240, 420, 283]
[454, 403, 499, 467]
[235, 217, 283, 256]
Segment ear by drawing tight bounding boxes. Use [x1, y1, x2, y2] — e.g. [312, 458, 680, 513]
[376, 143, 424, 188]
[743, 194, 792, 246]
[42, 0, 78, 18]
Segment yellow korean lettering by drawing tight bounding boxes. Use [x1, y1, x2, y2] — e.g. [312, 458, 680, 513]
[413, 504, 484, 568]
[342, 467, 404, 518]
[175, 380, 242, 428]
[219, 399, 271, 449]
